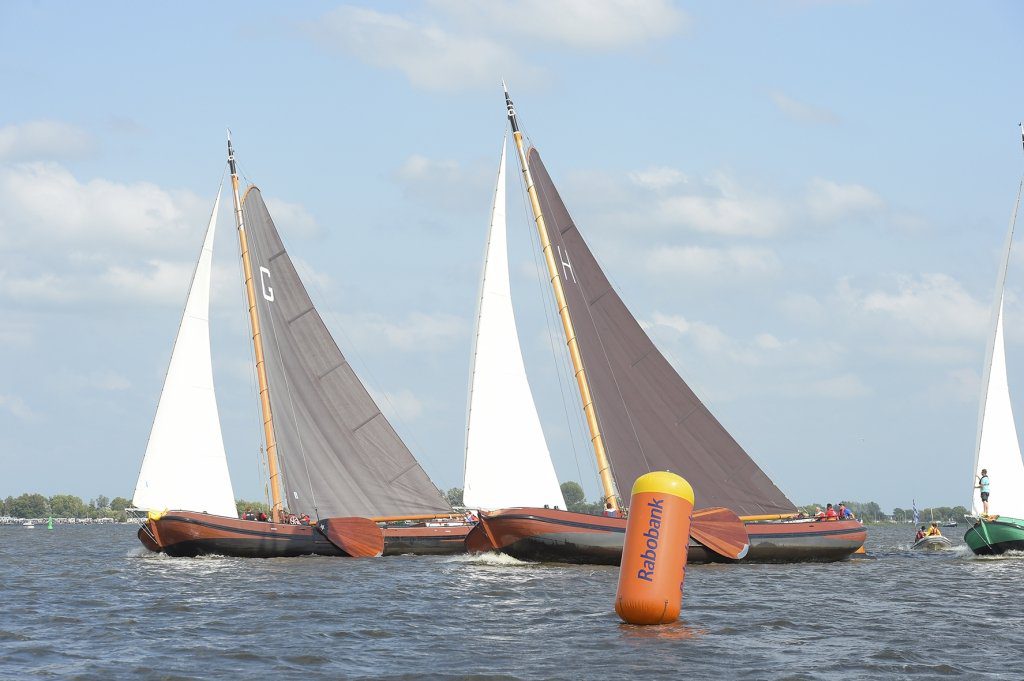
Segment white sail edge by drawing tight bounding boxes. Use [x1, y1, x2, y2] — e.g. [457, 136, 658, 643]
[463, 137, 567, 511]
[133, 189, 238, 518]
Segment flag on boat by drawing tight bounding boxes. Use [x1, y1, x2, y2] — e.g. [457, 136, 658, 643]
[912, 500, 919, 524]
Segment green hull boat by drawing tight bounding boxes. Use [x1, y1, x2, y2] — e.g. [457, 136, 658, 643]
[964, 517, 1024, 555]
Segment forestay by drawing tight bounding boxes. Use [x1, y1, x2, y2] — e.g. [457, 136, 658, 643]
[241, 187, 451, 519]
[464, 140, 567, 511]
[527, 148, 795, 516]
[134, 192, 238, 518]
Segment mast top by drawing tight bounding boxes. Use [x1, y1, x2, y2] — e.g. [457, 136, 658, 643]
[227, 130, 238, 177]
[503, 81, 520, 134]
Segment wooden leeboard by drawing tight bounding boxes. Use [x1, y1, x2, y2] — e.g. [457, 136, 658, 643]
[317, 517, 384, 557]
[689, 507, 750, 560]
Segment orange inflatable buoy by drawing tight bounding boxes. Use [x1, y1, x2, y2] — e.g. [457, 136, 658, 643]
[615, 471, 694, 625]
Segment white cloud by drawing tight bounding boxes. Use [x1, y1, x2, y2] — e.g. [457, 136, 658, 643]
[777, 373, 871, 399]
[435, 0, 688, 51]
[308, 6, 534, 92]
[339, 311, 469, 352]
[67, 371, 131, 392]
[628, 166, 688, 191]
[265, 198, 319, 238]
[587, 167, 892, 240]
[0, 320, 33, 346]
[370, 387, 426, 422]
[0, 162, 208, 252]
[779, 292, 826, 324]
[806, 177, 885, 223]
[0, 393, 37, 421]
[942, 367, 981, 404]
[307, 2, 685, 91]
[769, 91, 839, 125]
[392, 154, 491, 214]
[646, 245, 781, 278]
[0, 121, 95, 161]
[650, 174, 788, 237]
[0, 162, 316, 308]
[846, 273, 988, 341]
[645, 311, 844, 370]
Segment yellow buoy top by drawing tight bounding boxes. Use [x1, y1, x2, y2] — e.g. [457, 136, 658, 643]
[630, 471, 694, 503]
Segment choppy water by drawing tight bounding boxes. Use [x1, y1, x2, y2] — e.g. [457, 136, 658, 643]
[0, 523, 1021, 679]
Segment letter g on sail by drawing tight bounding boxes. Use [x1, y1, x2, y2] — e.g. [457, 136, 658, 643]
[259, 266, 274, 302]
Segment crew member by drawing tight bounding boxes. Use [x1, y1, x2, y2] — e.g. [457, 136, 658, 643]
[976, 469, 991, 516]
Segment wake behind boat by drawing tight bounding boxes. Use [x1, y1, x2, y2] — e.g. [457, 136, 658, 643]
[463, 86, 864, 564]
[134, 136, 469, 558]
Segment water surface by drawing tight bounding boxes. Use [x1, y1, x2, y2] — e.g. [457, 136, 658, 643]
[0, 523, 1019, 679]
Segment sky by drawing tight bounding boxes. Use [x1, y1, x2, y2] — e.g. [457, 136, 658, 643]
[1, 1, 1022, 512]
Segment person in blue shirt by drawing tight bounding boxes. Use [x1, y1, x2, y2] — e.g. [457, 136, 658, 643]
[976, 469, 990, 516]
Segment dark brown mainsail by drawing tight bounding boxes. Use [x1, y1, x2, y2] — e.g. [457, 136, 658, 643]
[527, 148, 795, 516]
[241, 187, 451, 519]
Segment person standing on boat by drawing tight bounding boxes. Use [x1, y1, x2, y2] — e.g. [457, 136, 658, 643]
[976, 469, 991, 516]
[824, 504, 838, 520]
[603, 502, 620, 518]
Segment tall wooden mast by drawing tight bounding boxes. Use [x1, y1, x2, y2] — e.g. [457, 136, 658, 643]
[227, 133, 284, 523]
[504, 84, 619, 511]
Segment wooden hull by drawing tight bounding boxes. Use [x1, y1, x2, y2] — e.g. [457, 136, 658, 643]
[964, 516, 1024, 555]
[467, 507, 866, 564]
[383, 524, 472, 556]
[139, 511, 472, 558]
[139, 512, 348, 558]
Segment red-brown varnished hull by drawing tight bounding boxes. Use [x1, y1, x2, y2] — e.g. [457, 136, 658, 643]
[138, 511, 472, 558]
[383, 524, 472, 556]
[139, 512, 347, 558]
[466, 507, 866, 564]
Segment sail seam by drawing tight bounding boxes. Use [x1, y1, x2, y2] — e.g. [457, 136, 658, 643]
[316, 361, 347, 381]
[287, 306, 316, 325]
[352, 412, 381, 433]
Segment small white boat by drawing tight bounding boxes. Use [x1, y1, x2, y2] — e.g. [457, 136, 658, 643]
[912, 535, 952, 550]
[22, 522, 35, 529]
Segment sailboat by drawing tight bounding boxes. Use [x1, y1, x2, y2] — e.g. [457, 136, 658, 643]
[464, 86, 866, 564]
[964, 125, 1024, 556]
[134, 135, 470, 558]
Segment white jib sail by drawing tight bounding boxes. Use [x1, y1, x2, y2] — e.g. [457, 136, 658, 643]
[972, 181, 1024, 519]
[973, 294, 1024, 518]
[463, 137, 566, 511]
[133, 190, 237, 517]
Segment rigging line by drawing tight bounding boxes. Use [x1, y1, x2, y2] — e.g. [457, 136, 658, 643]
[514, 141, 591, 494]
[244, 209, 321, 519]
[529, 149, 638, 492]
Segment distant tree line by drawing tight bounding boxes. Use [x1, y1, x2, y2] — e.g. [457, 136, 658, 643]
[2, 493, 132, 520]
[891, 505, 969, 524]
[444, 482, 611, 515]
[2, 494, 280, 521]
